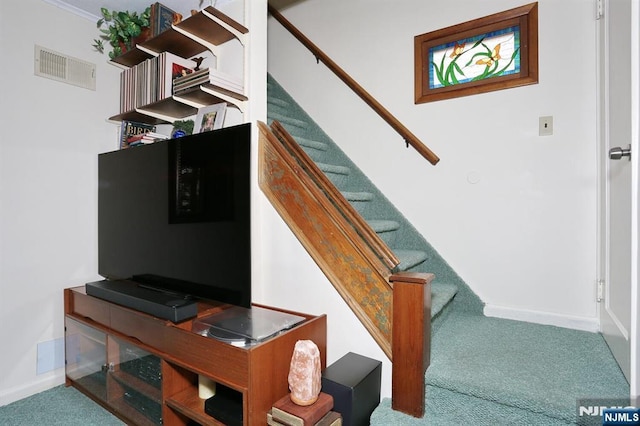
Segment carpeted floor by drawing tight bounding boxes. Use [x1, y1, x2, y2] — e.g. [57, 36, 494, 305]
[370, 312, 629, 425]
[0, 385, 124, 425]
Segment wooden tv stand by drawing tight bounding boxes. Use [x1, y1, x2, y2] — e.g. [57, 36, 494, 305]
[64, 286, 327, 425]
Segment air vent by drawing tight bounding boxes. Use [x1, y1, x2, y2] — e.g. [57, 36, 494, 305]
[34, 45, 96, 91]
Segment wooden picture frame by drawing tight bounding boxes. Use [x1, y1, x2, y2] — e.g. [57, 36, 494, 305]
[194, 103, 227, 133]
[414, 2, 538, 104]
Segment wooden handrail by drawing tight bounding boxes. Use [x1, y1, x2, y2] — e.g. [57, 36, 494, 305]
[268, 5, 440, 166]
[270, 120, 400, 270]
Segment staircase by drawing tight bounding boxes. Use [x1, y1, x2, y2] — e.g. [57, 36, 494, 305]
[265, 73, 629, 425]
[266, 74, 482, 327]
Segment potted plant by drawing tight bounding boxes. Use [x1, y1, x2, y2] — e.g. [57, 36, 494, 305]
[172, 119, 195, 138]
[92, 7, 151, 59]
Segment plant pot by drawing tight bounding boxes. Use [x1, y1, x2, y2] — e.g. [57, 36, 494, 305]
[117, 26, 151, 55]
[132, 26, 151, 46]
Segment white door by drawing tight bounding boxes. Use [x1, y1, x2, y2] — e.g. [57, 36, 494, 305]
[599, 0, 639, 395]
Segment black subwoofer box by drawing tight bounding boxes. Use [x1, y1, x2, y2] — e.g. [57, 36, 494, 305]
[321, 352, 382, 426]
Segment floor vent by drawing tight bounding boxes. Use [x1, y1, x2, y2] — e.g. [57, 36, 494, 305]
[34, 45, 96, 91]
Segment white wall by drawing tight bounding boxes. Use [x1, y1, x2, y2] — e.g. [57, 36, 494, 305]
[0, 0, 120, 405]
[266, 0, 600, 397]
[0, 0, 268, 406]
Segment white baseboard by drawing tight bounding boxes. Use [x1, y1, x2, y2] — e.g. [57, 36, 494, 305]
[0, 371, 65, 407]
[483, 304, 600, 333]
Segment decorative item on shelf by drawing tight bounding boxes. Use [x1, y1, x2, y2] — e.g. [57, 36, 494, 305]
[150, 2, 183, 37]
[288, 340, 322, 406]
[194, 103, 227, 133]
[192, 56, 205, 71]
[92, 7, 151, 59]
[198, 375, 216, 399]
[119, 120, 156, 149]
[172, 120, 194, 138]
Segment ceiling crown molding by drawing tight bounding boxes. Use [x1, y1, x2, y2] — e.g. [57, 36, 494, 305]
[42, 0, 100, 21]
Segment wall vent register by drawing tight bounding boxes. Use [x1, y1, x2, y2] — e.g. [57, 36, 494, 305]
[34, 45, 96, 91]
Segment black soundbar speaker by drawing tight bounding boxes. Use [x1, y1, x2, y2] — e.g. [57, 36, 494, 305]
[85, 280, 198, 322]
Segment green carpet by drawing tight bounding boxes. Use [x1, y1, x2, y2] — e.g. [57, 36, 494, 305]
[0, 385, 124, 425]
[425, 314, 628, 424]
[370, 314, 629, 424]
[266, 73, 630, 425]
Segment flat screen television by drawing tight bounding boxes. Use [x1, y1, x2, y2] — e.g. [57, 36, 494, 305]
[89, 123, 251, 320]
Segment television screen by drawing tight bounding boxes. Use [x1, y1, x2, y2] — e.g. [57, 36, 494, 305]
[97, 123, 251, 309]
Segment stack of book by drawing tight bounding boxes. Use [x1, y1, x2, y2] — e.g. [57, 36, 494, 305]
[119, 120, 156, 149]
[119, 52, 194, 113]
[126, 131, 169, 147]
[172, 67, 244, 96]
[267, 393, 341, 426]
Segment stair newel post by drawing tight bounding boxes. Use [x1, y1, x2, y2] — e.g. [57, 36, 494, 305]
[390, 272, 433, 418]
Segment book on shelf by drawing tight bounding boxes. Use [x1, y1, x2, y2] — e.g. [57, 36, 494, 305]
[268, 410, 341, 426]
[119, 52, 195, 113]
[270, 392, 334, 426]
[150, 2, 181, 37]
[119, 121, 156, 149]
[315, 411, 341, 426]
[126, 131, 169, 146]
[173, 67, 244, 96]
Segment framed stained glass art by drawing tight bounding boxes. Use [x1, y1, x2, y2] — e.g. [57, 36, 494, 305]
[414, 2, 538, 103]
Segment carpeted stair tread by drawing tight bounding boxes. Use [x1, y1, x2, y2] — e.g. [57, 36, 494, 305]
[367, 219, 400, 233]
[316, 162, 350, 176]
[393, 249, 429, 271]
[267, 112, 309, 130]
[342, 191, 374, 202]
[425, 313, 629, 424]
[267, 97, 290, 109]
[430, 282, 458, 319]
[295, 136, 329, 152]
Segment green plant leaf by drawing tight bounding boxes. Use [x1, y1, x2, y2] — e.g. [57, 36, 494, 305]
[471, 37, 485, 49]
[100, 8, 111, 20]
[431, 61, 445, 86]
[453, 61, 465, 77]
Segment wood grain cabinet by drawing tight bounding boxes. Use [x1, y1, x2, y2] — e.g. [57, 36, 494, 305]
[64, 286, 327, 425]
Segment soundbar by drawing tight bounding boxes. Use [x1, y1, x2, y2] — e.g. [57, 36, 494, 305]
[85, 280, 198, 322]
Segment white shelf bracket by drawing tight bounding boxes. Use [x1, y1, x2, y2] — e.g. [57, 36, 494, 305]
[171, 24, 220, 57]
[200, 86, 247, 113]
[202, 9, 248, 46]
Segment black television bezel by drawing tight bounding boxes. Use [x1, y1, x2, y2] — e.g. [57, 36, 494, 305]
[95, 123, 252, 312]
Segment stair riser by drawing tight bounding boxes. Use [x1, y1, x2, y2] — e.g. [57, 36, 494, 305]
[323, 171, 349, 188]
[346, 198, 376, 218]
[375, 229, 398, 247]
